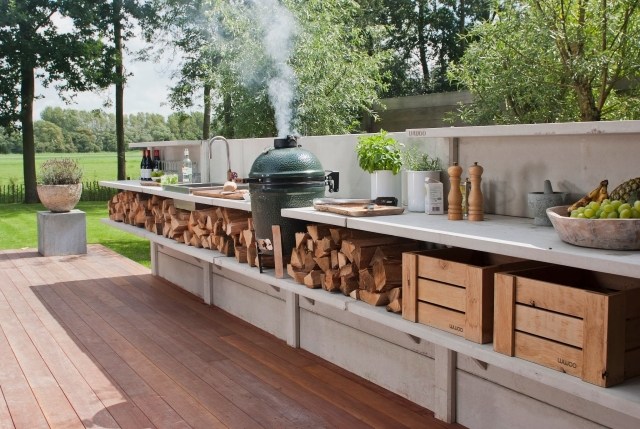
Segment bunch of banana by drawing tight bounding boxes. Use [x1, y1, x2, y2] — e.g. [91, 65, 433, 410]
[567, 179, 609, 213]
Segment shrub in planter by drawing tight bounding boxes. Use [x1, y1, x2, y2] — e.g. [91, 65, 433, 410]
[355, 130, 403, 174]
[37, 158, 83, 212]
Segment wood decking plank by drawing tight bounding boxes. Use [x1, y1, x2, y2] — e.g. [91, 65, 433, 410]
[63, 274, 271, 429]
[0, 245, 463, 429]
[20, 266, 192, 429]
[71, 253, 335, 429]
[0, 307, 49, 429]
[2, 265, 122, 429]
[44, 275, 224, 429]
[4, 258, 155, 429]
[0, 278, 84, 429]
[103, 270, 370, 428]
[0, 388, 17, 429]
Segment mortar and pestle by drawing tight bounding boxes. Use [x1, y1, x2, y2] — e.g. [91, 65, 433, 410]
[527, 180, 567, 226]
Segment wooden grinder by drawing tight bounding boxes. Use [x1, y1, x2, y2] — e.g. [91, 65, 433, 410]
[468, 162, 484, 221]
[447, 162, 463, 220]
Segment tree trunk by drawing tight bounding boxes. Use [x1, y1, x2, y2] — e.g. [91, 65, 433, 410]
[114, 0, 126, 180]
[417, 0, 430, 91]
[574, 78, 600, 121]
[20, 62, 37, 203]
[203, 83, 211, 140]
[223, 92, 233, 138]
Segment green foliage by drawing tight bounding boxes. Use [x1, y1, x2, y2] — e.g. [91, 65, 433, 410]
[402, 145, 442, 171]
[161, 0, 388, 138]
[358, 0, 491, 97]
[38, 158, 83, 185]
[449, 0, 640, 124]
[355, 130, 403, 174]
[0, 107, 204, 155]
[0, 201, 150, 267]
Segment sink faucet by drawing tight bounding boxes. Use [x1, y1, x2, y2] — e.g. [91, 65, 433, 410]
[207, 135, 236, 181]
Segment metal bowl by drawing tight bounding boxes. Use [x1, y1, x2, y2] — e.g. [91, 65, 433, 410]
[546, 205, 640, 250]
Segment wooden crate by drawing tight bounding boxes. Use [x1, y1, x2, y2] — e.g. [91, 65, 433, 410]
[494, 265, 640, 387]
[402, 248, 537, 343]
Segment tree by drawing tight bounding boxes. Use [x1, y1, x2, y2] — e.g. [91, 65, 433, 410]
[93, 0, 161, 179]
[0, 1, 110, 202]
[33, 120, 71, 153]
[72, 128, 100, 152]
[0, 129, 22, 154]
[194, 0, 389, 137]
[356, 0, 490, 97]
[157, 0, 218, 139]
[449, 0, 640, 124]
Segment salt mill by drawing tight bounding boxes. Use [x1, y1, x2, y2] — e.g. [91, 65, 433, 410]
[468, 162, 484, 221]
[447, 162, 463, 220]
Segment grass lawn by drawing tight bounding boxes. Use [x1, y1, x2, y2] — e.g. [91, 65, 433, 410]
[0, 201, 150, 267]
[0, 151, 143, 186]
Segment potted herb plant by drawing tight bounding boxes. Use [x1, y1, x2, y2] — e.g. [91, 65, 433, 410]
[37, 158, 83, 212]
[402, 145, 443, 212]
[356, 130, 403, 199]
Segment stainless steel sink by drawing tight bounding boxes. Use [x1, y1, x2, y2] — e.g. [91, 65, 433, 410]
[162, 182, 248, 194]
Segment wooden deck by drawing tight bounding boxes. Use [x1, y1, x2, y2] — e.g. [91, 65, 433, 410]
[0, 245, 464, 429]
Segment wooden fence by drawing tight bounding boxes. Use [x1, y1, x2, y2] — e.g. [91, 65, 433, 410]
[0, 181, 117, 204]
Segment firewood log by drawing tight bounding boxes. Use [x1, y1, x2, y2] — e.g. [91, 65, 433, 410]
[314, 255, 331, 273]
[340, 276, 359, 296]
[287, 264, 307, 284]
[358, 268, 376, 292]
[303, 270, 323, 289]
[235, 246, 248, 263]
[307, 224, 331, 242]
[373, 258, 403, 292]
[386, 287, 402, 313]
[322, 270, 341, 292]
[359, 290, 390, 307]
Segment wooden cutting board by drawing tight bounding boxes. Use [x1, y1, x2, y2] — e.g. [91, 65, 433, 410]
[314, 203, 404, 217]
[192, 189, 249, 200]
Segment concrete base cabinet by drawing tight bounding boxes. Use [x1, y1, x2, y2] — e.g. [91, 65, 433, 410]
[101, 123, 640, 429]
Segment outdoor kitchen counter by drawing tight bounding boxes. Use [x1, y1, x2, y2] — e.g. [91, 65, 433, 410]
[99, 179, 252, 212]
[282, 207, 640, 279]
[98, 180, 640, 427]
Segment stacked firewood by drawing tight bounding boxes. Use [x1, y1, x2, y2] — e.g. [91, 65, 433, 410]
[108, 191, 255, 262]
[286, 224, 421, 313]
[108, 191, 164, 232]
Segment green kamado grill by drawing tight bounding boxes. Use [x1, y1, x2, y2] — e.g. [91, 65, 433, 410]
[248, 135, 338, 270]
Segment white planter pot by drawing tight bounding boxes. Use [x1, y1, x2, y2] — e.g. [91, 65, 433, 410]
[371, 170, 401, 200]
[406, 171, 427, 212]
[37, 183, 83, 213]
[406, 170, 441, 212]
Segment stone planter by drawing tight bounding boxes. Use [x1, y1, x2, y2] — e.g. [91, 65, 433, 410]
[37, 183, 83, 213]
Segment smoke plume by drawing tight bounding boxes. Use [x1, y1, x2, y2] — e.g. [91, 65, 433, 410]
[249, 0, 298, 137]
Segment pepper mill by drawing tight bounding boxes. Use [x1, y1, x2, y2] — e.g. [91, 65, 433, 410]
[468, 162, 484, 221]
[447, 162, 463, 220]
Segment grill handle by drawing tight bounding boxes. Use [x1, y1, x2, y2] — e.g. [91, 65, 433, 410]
[325, 171, 339, 193]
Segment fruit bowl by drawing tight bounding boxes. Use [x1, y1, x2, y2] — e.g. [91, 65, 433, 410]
[546, 205, 640, 250]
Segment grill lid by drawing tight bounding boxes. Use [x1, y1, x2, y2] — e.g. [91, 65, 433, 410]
[249, 135, 325, 183]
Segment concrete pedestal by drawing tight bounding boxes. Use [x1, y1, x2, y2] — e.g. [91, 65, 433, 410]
[37, 210, 87, 256]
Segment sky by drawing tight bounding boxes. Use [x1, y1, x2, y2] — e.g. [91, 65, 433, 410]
[34, 19, 183, 120]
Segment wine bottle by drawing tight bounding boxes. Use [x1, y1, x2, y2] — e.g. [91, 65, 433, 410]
[153, 149, 161, 172]
[182, 148, 192, 183]
[140, 149, 152, 181]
